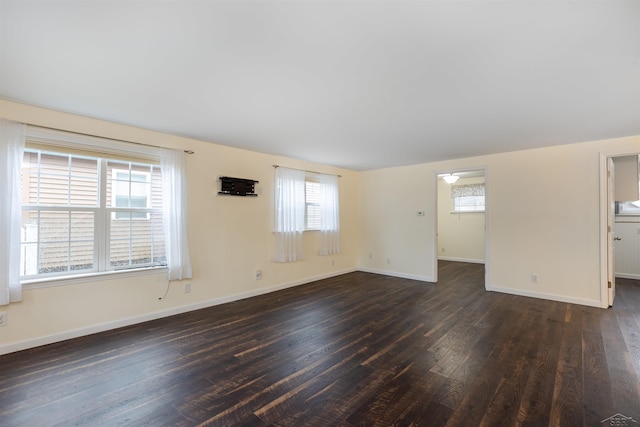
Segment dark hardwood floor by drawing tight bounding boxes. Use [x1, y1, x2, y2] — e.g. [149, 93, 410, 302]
[1, 261, 640, 426]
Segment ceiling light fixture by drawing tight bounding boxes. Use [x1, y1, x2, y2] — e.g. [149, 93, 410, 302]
[443, 174, 460, 184]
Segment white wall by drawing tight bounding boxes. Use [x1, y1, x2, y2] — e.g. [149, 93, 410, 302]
[437, 176, 485, 263]
[2, 98, 640, 354]
[613, 155, 639, 201]
[357, 163, 435, 281]
[359, 135, 640, 307]
[0, 100, 360, 354]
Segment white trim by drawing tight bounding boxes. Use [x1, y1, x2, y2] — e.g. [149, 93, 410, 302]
[0, 268, 355, 356]
[26, 125, 161, 161]
[430, 171, 439, 283]
[357, 267, 434, 283]
[484, 168, 490, 289]
[616, 273, 640, 280]
[599, 153, 610, 308]
[438, 256, 485, 264]
[22, 266, 167, 289]
[599, 151, 640, 309]
[486, 284, 602, 308]
[615, 216, 640, 222]
[450, 210, 485, 214]
[97, 157, 107, 272]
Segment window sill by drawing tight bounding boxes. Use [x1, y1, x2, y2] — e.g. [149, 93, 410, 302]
[615, 215, 640, 224]
[22, 266, 168, 290]
[450, 211, 485, 214]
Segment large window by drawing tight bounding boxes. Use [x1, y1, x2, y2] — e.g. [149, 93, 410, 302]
[20, 148, 165, 279]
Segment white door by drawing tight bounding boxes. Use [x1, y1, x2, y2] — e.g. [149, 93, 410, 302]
[607, 158, 616, 306]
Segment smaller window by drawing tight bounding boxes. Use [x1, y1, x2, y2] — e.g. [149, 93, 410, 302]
[305, 179, 321, 230]
[454, 195, 485, 212]
[617, 200, 640, 215]
[451, 183, 485, 213]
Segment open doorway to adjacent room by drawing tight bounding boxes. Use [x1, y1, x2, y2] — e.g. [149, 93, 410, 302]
[601, 153, 640, 307]
[433, 168, 488, 286]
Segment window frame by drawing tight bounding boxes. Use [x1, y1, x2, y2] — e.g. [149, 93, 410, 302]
[304, 176, 321, 231]
[617, 200, 640, 216]
[452, 194, 486, 213]
[450, 182, 486, 214]
[20, 145, 166, 283]
[110, 167, 152, 220]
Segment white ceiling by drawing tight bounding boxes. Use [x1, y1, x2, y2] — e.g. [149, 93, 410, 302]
[1, 1, 638, 171]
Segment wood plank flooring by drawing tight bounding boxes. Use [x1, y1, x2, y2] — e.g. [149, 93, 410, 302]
[1, 261, 640, 426]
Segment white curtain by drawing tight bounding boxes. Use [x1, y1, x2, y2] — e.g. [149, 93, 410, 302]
[0, 119, 25, 306]
[274, 167, 306, 262]
[161, 149, 193, 280]
[319, 173, 340, 255]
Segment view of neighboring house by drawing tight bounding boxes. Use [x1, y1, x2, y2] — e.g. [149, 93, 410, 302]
[20, 150, 165, 277]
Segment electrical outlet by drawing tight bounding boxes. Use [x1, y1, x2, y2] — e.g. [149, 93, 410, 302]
[256, 269, 263, 280]
[531, 274, 538, 284]
[387, 259, 391, 265]
[369, 252, 373, 259]
[331, 259, 335, 266]
[0, 312, 7, 327]
[184, 283, 191, 293]
[442, 247, 446, 253]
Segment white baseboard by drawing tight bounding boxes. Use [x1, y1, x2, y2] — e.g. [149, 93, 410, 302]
[357, 267, 434, 283]
[616, 273, 640, 280]
[486, 284, 602, 308]
[0, 268, 356, 356]
[438, 256, 485, 264]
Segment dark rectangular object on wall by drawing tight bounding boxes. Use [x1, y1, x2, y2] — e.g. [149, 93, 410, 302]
[219, 176, 259, 197]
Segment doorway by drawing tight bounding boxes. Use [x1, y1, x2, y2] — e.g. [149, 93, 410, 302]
[600, 153, 640, 307]
[433, 168, 488, 286]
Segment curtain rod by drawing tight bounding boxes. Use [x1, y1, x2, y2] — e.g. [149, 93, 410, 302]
[28, 124, 195, 154]
[272, 164, 341, 178]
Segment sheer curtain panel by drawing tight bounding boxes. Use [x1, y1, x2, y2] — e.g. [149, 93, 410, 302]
[161, 149, 193, 280]
[274, 167, 306, 262]
[0, 119, 25, 305]
[319, 173, 340, 255]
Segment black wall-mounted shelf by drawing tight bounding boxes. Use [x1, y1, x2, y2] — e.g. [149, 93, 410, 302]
[218, 176, 259, 197]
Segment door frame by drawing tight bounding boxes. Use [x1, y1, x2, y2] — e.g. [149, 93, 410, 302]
[599, 152, 640, 308]
[432, 166, 489, 288]
[600, 153, 615, 307]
